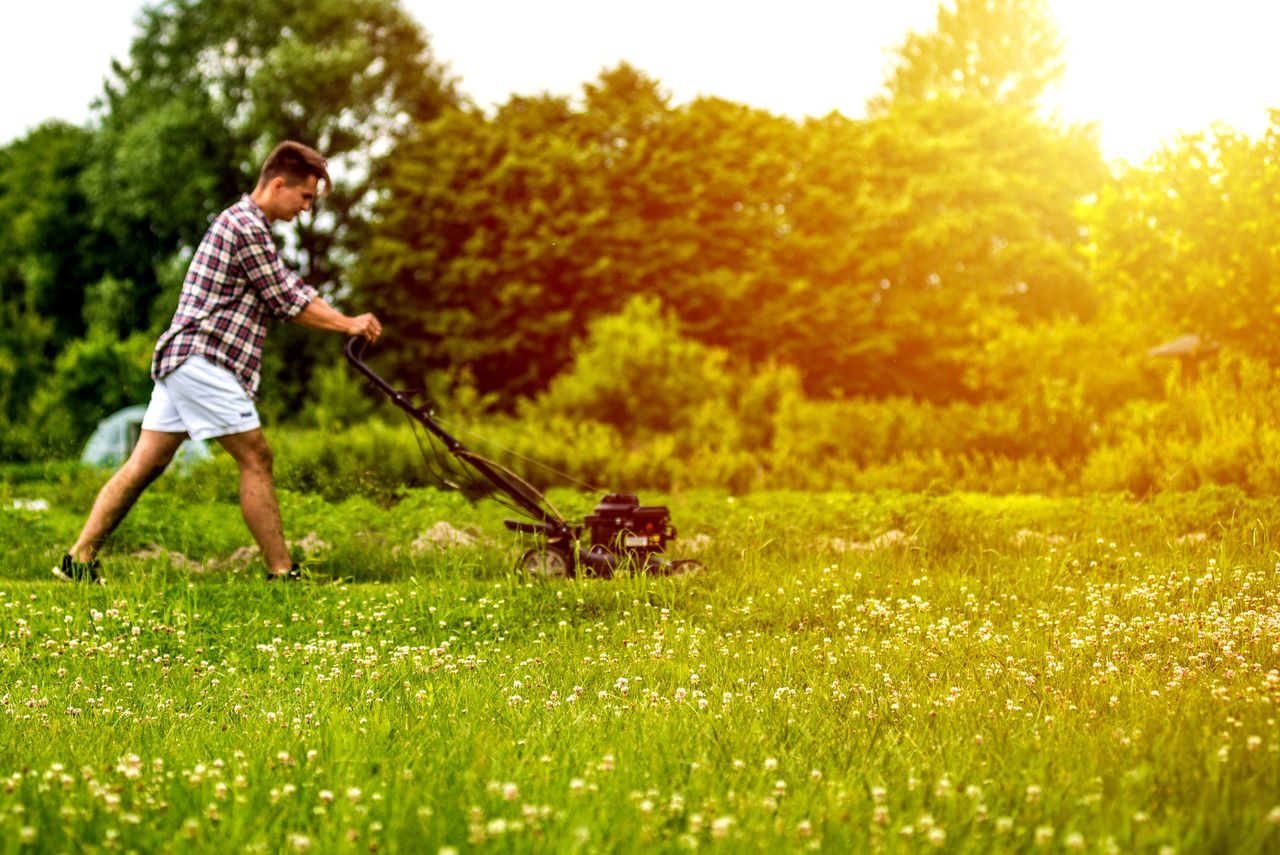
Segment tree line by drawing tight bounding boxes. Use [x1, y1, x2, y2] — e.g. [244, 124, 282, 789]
[2, 0, 1278, 475]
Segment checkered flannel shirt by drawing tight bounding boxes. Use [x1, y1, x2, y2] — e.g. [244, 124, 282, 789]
[151, 195, 317, 398]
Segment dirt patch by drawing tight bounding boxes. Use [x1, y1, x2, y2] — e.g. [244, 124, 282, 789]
[407, 521, 480, 554]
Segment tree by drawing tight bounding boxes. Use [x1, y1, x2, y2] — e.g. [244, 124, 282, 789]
[1089, 117, 1280, 364]
[358, 64, 804, 397]
[86, 0, 457, 300]
[872, 0, 1065, 113]
[0, 123, 123, 344]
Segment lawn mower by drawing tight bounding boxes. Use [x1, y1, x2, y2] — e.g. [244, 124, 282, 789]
[344, 336, 704, 579]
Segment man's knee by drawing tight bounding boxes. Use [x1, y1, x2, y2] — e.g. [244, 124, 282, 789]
[122, 448, 174, 486]
[216, 430, 275, 474]
[253, 444, 274, 473]
[238, 440, 274, 474]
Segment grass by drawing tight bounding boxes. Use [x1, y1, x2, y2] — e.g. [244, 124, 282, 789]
[1, 469, 1278, 852]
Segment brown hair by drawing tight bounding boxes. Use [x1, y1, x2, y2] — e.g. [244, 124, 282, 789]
[258, 141, 331, 195]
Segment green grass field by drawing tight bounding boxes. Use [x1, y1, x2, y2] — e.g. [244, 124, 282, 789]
[1, 476, 1278, 853]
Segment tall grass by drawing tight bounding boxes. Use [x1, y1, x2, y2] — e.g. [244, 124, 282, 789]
[1, 483, 1278, 852]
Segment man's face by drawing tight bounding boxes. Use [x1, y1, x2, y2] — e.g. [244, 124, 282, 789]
[273, 174, 319, 222]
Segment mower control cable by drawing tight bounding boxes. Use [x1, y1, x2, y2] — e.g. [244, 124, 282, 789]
[430, 413, 606, 495]
[345, 335, 579, 529]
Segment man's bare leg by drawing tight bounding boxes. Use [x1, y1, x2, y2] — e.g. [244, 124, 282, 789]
[70, 430, 188, 562]
[215, 428, 292, 575]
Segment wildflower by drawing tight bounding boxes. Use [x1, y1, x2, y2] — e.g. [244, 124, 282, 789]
[502, 783, 518, 802]
[928, 827, 946, 847]
[319, 789, 334, 803]
[764, 757, 778, 771]
[797, 819, 813, 838]
[1066, 832, 1085, 850]
[1035, 825, 1055, 846]
[996, 817, 1014, 834]
[712, 816, 733, 838]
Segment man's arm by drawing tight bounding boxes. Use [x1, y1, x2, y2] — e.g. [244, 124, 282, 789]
[293, 296, 382, 342]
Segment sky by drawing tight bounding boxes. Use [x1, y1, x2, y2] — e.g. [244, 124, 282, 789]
[3, 1, 1279, 164]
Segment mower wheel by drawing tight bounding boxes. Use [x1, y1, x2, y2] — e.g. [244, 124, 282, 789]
[667, 559, 704, 576]
[520, 546, 572, 580]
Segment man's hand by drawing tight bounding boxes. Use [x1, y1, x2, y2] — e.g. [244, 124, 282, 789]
[294, 298, 383, 342]
[347, 313, 382, 342]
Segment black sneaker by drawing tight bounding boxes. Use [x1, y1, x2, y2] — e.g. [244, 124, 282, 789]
[265, 562, 304, 582]
[52, 554, 105, 585]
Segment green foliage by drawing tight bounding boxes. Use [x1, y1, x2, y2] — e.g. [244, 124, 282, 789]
[0, 122, 124, 344]
[363, 45, 1103, 401]
[359, 64, 802, 396]
[26, 332, 154, 457]
[1090, 118, 1280, 364]
[529, 296, 734, 433]
[86, 0, 457, 295]
[299, 358, 377, 432]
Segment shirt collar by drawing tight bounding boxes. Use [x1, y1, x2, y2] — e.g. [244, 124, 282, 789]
[239, 194, 272, 229]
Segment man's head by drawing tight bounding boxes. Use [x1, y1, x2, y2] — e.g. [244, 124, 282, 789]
[252, 141, 330, 223]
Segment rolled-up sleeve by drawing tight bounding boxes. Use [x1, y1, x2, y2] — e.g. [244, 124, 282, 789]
[238, 230, 318, 320]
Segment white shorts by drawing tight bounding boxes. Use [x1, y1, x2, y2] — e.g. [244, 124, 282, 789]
[141, 355, 261, 440]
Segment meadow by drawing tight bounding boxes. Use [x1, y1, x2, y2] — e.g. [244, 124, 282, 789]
[1, 470, 1278, 853]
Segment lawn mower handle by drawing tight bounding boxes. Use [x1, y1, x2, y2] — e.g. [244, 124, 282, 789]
[344, 335, 402, 402]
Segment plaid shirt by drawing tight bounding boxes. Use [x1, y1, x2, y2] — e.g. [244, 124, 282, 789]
[152, 195, 317, 398]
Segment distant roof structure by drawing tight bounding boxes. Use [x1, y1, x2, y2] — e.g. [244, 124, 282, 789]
[1147, 334, 1220, 359]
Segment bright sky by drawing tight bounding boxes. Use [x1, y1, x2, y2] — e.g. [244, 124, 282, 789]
[3, 0, 1279, 165]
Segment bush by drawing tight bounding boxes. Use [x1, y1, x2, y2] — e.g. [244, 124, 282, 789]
[26, 331, 154, 457]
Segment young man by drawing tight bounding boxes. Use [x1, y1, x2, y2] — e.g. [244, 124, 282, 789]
[55, 141, 380, 583]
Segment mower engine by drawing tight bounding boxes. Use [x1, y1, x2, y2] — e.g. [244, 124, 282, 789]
[584, 493, 674, 561]
[504, 492, 701, 578]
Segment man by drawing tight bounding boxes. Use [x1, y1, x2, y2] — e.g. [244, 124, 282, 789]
[54, 141, 380, 583]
